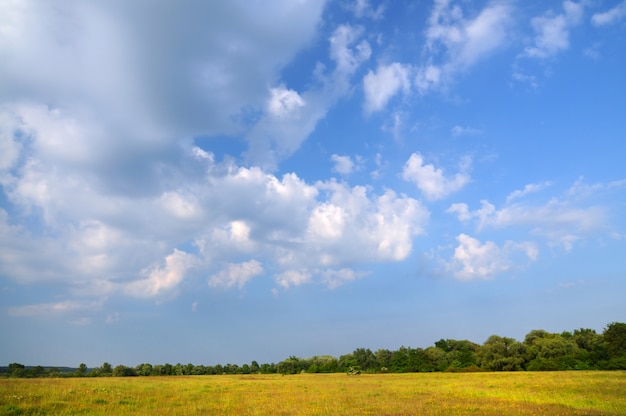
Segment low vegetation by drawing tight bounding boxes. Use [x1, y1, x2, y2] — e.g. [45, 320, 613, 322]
[1, 371, 625, 415]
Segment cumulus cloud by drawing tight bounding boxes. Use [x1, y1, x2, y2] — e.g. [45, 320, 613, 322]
[275, 270, 312, 288]
[592, 1, 626, 26]
[330, 154, 363, 175]
[402, 153, 471, 200]
[0, 115, 430, 296]
[209, 260, 264, 289]
[125, 250, 197, 298]
[363, 63, 411, 113]
[524, 1, 584, 59]
[446, 234, 538, 280]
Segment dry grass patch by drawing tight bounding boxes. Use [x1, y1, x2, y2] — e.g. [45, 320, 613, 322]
[1, 371, 625, 415]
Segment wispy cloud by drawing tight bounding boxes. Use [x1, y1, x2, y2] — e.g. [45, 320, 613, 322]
[591, 1, 626, 26]
[417, 0, 513, 93]
[451, 125, 482, 137]
[7, 300, 103, 318]
[447, 178, 620, 250]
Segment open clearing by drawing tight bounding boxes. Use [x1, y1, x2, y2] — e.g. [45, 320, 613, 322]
[1, 371, 625, 415]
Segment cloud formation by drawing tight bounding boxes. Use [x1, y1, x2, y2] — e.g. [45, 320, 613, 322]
[402, 153, 471, 200]
[591, 1, 626, 26]
[446, 234, 538, 280]
[524, 1, 584, 59]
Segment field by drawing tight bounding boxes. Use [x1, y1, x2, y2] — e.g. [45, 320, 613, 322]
[1, 371, 625, 415]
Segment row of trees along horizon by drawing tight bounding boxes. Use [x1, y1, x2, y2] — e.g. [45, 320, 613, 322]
[3, 322, 625, 378]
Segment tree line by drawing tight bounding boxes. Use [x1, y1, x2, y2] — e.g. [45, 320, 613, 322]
[3, 322, 625, 378]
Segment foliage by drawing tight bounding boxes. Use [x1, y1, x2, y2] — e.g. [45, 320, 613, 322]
[3, 321, 625, 378]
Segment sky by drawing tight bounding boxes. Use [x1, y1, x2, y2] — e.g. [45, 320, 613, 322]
[1, 0, 625, 368]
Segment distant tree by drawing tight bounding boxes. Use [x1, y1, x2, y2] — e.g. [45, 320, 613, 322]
[525, 332, 579, 371]
[277, 356, 304, 375]
[250, 361, 260, 374]
[75, 363, 88, 377]
[259, 363, 276, 374]
[8, 363, 26, 378]
[338, 353, 357, 372]
[603, 322, 626, 369]
[135, 363, 153, 376]
[477, 335, 525, 371]
[352, 348, 377, 372]
[603, 322, 626, 357]
[113, 365, 137, 377]
[99, 362, 113, 376]
[375, 349, 393, 371]
[423, 347, 448, 372]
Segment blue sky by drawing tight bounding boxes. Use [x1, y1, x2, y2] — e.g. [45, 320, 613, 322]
[1, 0, 625, 367]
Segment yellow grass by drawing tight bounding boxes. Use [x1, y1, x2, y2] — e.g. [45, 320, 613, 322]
[1, 371, 625, 415]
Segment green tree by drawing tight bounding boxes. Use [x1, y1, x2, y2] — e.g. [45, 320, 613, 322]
[375, 349, 393, 371]
[75, 363, 88, 377]
[352, 348, 378, 372]
[113, 365, 136, 377]
[135, 363, 153, 376]
[423, 347, 448, 372]
[8, 363, 26, 378]
[477, 335, 526, 371]
[603, 322, 626, 369]
[278, 356, 304, 374]
[99, 362, 113, 376]
[603, 322, 626, 357]
[525, 333, 579, 371]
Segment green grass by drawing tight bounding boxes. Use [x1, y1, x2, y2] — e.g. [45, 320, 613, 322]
[1, 371, 625, 415]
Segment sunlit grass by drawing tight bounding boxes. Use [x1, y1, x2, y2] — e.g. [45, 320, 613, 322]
[1, 371, 625, 415]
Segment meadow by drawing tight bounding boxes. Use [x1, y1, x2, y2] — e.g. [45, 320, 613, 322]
[1, 371, 625, 415]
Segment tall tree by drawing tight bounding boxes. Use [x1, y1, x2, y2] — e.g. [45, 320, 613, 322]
[477, 335, 526, 371]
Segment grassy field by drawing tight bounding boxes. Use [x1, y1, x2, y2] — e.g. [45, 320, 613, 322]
[1, 371, 625, 415]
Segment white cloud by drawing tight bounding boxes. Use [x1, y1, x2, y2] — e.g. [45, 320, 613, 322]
[447, 234, 538, 280]
[447, 179, 620, 250]
[7, 300, 103, 318]
[348, 0, 385, 20]
[524, 1, 584, 58]
[209, 260, 264, 289]
[329, 24, 372, 75]
[592, 1, 626, 26]
[505, 181, 552, 203]
[417, 1, 512, 93]
[331, 154, 361, 175]
[402, 153, 471, 200]
[320, 268, 367, 289]
[267, 86, 306, 118]
[275, 270, 312, 288]
[363, 63, 411, 113]
[125, 250, 197, 298]
[245, 24, 371, 169]
[451, 125, 482, 137]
